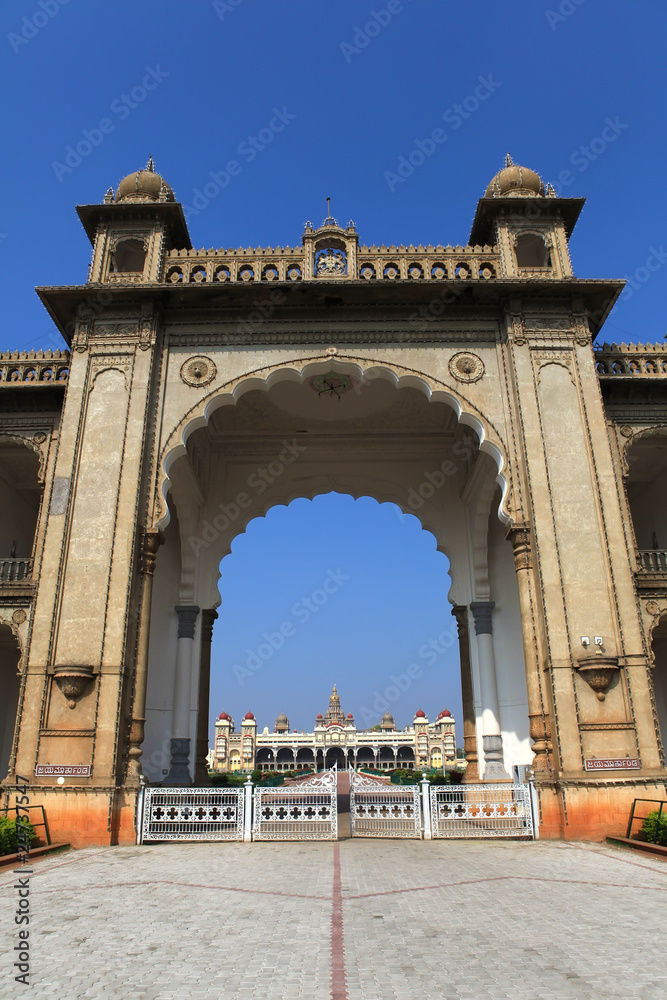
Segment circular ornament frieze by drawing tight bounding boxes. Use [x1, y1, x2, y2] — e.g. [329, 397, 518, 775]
[12, 609, 27, 625]
[646, 601, 660, 616]
[619, 424, 633, 438]
[449, 352, 485, 383]
[33, 432, 47, 444]
[180, 356, 217, 388]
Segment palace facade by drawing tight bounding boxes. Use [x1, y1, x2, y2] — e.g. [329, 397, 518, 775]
[210, 686, 457, 772]
[1, 156, 666, 846]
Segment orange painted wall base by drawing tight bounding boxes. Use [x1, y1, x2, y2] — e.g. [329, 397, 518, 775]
[535, 778, 667, 841]
[1, 787, 139, 850]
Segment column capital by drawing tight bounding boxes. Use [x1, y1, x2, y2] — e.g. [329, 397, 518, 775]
[200, 608, 218, 643]
[139, 529, 164, 576]
[451, 604, 469, 638]
[175, 605, 200, 639]
[470, 601, 495, 635]
[505, 522, 532, 571]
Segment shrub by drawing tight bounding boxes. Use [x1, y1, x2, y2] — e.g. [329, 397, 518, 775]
[640, 810, 667, 846]
[0, 816, 36, 856]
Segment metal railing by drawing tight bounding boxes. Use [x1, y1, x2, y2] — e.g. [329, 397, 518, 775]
[252, 768, 337, 841]
[626, 798, 667, 843]
[430, 783, 534, 839]
[637, 550, 667, 573]
[349, 769, 421, 838]
[139, 786, 245, 842]
[0, 558, 33, 583]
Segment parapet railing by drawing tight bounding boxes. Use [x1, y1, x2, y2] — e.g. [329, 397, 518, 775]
[0, 350, 70, 386]
[594, 343, 667, 377]
[162, 244, 502, 285]
[637, 550, 667, 573]
[0, 558, 33, 583]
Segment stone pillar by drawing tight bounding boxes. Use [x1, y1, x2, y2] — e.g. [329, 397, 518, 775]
[194, 608, 218, 785]
[470, 601, 510, 781]
[165, 605, 200, 786]
[452, 605, 480, 783]
[127, 530, 163, 784]
[506, 524, 553, 772]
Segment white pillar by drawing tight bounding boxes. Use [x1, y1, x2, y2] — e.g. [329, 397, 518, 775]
[243, 777, 253, 842]
[421, 776, 432, 840]
[470, 601, 510, 781]
[165, 605, 200, 785]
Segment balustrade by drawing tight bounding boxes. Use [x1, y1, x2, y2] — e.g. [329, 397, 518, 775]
[0, 558, 33, 583]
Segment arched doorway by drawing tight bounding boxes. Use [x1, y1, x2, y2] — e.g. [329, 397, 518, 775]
[325, 747, 346, 769]
[0, 625, 21, 779]
[650, 615, 667, 757]
[142, 360, 531, 787]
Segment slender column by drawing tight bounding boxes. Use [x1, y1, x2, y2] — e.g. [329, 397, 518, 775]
[127, 530, 163, 784]
[194, 609, 218, 785]
[452, 605, 480, 783]
[470, 601, 510, 781]
[165, 605, 200, 786]
[506, 524, 553, 772]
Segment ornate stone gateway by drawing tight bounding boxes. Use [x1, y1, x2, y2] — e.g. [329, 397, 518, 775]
[2, 156, 667, 848]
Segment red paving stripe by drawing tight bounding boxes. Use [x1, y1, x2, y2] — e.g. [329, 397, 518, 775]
[331, 842, 349, 1000]
[348, 873, 666, 899]
[16, 878, 330, 900]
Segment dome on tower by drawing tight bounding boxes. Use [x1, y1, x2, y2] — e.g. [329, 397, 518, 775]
[276, 712, 288, 724]
[485, 155, 544, 199]
[438, 709, 452, 719]
[115, 158, 175, 204]
[244, 711, 255, 721]
[414, 708, 426, 718]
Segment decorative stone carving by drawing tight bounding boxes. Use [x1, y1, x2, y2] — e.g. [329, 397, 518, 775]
[53, 665, 95, 709]
[12, 609, 27, 625]
[449, 352, 485, 383]
[180, 355, 217, 388]
[575, 654, 620, 701]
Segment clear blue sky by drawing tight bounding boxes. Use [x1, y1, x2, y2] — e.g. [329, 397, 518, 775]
[1, 1, 664, 735]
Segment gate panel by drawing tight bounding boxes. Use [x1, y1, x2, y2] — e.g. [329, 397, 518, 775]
[253, 769, 337, 841]
[140, 786, 245, 842]
[430, 783, 534, 838]
[350, 771, 421, 838]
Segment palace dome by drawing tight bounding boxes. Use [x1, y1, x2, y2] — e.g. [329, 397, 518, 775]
[276, 712, 288, 723]
[485, 155, 544, 199]
[415, 708, 426, 718]
[438, 709, 452, 719]
[244, 711, 255, 721]
[116, 158, 175, 203]
[316, 713, 323, 719]
[218, 712, 230, 721]
[347, 713, 354, 719]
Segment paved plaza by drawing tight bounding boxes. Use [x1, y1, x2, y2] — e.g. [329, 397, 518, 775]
[1, 837, 665, 1000]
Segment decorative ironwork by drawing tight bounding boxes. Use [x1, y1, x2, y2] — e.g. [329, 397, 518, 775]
[252, 769, 337, 841]
[349, 769, 421, 838]
[429, 783, 534, 839]
[316, 249, 346, 276]
[140, 786, 245, 842]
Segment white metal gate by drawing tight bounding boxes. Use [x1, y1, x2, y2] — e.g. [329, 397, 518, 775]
[349, 770, 421, 838]
[429, 782, 534, 838]
[139, 786, 245, 842]
[252, 769, 337, 841]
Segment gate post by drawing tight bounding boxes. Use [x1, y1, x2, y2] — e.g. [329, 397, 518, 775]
[243, 776, 253, 842]
[421, 776, 432, 840]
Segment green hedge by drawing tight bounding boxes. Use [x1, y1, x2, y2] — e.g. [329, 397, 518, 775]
[0, 816, 36, 856]
[640, 810, 667, 846]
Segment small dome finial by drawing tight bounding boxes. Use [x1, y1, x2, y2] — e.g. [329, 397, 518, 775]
[146, 156, 155, 172]
[505, 152, 513, 168]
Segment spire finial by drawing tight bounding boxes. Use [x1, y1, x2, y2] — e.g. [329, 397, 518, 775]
[505, 152, 513, 168]
[146, 156, 155, 172]
[323, 197, 337, 227]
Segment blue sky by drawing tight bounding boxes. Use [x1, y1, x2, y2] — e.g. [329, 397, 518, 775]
[1, 1, 665, 736]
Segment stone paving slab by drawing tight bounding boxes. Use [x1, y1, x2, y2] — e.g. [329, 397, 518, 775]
[0, 839, 665, 999]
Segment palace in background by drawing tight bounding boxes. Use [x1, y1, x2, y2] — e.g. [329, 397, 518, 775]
[209, 686, 457, 772]
[1, 155, 666, 847]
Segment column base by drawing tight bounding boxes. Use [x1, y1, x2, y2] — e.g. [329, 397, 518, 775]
[164, 738, 192, 786]
[481, 734, 511, 781]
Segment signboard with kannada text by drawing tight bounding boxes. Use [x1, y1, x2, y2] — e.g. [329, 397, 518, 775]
[583, 758, 640, 771]
[35, 764, 91, 776]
